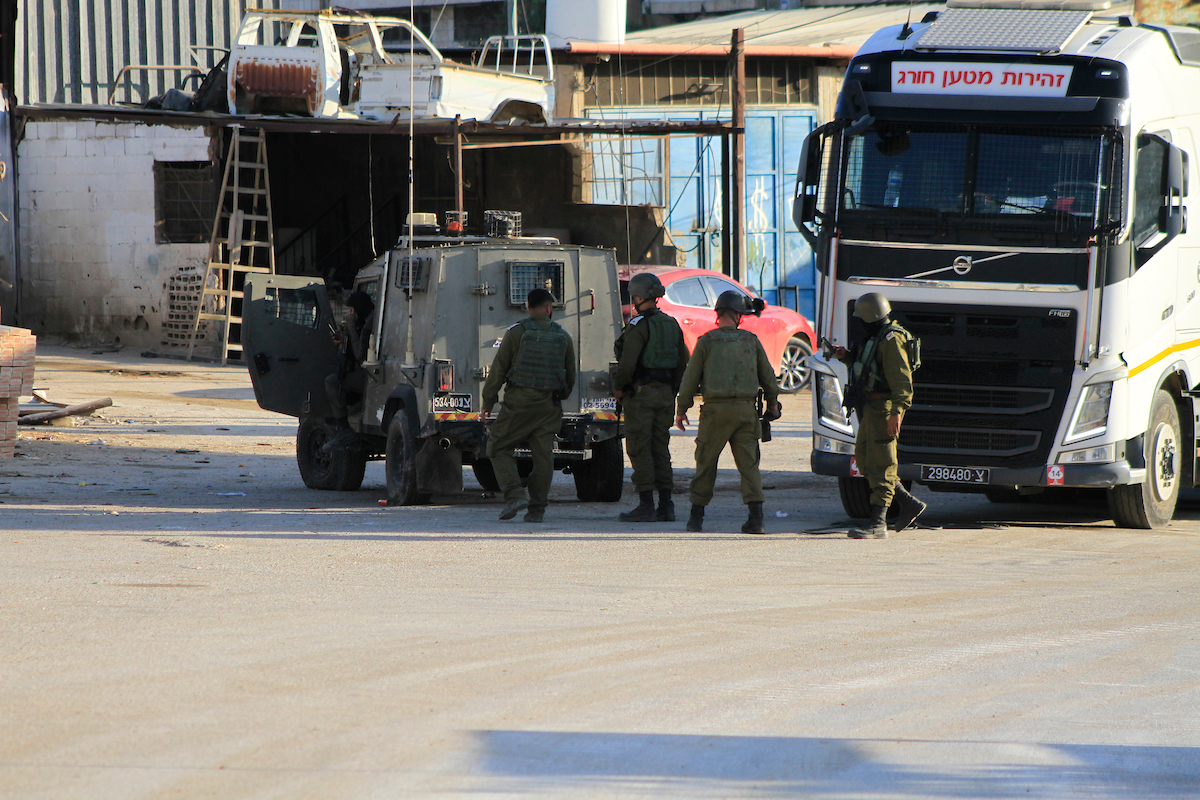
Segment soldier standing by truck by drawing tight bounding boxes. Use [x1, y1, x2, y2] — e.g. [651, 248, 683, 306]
[674, 291, 781, 534]
[481, 288, 576, 523]
[613, 272, 689, 523]
[322, 290, 375, 453]
[831, 292, 926, 539]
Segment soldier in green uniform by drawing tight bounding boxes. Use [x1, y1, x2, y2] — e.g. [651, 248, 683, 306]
[613, 272, 689, 522]
[675, 291, 781, 534]
[832, 292, 926, 538]
[481, 288, 576, 523]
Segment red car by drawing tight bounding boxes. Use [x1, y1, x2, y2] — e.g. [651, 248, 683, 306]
[619, 267, 816, 393]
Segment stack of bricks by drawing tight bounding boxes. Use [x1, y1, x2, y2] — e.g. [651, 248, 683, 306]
[0, 326, 36, 458]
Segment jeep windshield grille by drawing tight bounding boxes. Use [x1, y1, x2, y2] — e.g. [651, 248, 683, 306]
[839, 124, 1120, 237]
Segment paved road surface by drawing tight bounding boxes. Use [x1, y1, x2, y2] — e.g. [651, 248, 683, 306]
[3, 347, 1199, 798]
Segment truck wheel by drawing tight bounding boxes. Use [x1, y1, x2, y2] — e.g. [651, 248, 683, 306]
[1109, 389, 1181, 529]
[296, 417, 366, 491]
[838, 476, 872, 519]
[779, 336, 813, 393]
[471, 459, 501, 492]
[573, 437, 625, 502]
[385, 411, 430, 506]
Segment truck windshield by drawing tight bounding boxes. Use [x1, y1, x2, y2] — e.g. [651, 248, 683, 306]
[840, 124, 1119, 237]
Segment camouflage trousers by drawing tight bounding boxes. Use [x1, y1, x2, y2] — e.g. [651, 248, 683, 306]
[855, 397, 899, 508]
[688, 398, 763, 506]
[486, 393, 561, 511]
[622, 381, 675, 493]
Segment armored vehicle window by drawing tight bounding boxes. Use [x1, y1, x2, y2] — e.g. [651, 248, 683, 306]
[508, 261, 564, 306]
[666, 277, 710, 308]
[356, 278, 380, 305]
[266, 287, 321, 329]
[1133, 134, 1167, 248]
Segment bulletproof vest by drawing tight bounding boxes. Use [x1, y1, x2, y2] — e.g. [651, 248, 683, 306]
[507, 319, 569, 391]
[700, 328, 761, 398]
[639, 310, 680, 370]
[851, 322, 912, 394]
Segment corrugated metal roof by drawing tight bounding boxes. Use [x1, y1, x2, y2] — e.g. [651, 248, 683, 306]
[622, 4, 950, 51]
[15, 0, 322, 106]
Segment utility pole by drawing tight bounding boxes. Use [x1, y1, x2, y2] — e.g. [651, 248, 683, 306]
[730, 28, 746, 283]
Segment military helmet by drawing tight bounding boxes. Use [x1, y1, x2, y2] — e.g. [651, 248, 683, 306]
[627, 272, 666, 300]
[714, 290, 766, 317]
[853, 292, 891, 323]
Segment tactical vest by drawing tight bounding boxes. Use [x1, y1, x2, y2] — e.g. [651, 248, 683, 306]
[639, 311, 680, 370]
[700, 329, 761, 399]
[850, 322, 916, 395]
[506, 319, 569, 391]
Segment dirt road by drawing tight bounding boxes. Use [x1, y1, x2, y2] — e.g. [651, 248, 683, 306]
[4, 347, 1199, 798]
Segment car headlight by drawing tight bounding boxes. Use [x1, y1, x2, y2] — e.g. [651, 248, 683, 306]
[1065, 382, 1112, 443]
[1058, 443, 1116, 464]
[816, 373, 852, 433]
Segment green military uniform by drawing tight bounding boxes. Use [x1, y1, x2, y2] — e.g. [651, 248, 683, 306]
[613, 308, 688, 494]
[850, 325, 914, 508]
[482, 314, 576, 515]
[676, 327, 779, 507]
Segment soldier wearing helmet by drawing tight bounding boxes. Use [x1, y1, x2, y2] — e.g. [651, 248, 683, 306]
[674, 289, 781, 534]
[831, 292, 925, 538]
[613, 271, 690, 522]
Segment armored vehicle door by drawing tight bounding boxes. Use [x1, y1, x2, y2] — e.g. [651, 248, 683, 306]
[243, 274, 340, 418]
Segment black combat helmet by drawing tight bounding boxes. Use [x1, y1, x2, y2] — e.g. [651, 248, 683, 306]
[627, 272, 666, 300]
[853, 292, 891, 323]
[714, 290, 765, 317]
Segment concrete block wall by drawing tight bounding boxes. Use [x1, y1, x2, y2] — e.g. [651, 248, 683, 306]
[0, 326, 36, 458]
[17, 120, 215, 348]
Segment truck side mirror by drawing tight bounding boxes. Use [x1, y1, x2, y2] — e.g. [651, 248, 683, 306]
[792, 122, 836, 248]
[1160, 144, 1188, 237]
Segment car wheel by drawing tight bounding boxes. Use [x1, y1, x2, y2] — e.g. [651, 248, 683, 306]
[778, 336, 813, 393]
[296, 417, 366, 491]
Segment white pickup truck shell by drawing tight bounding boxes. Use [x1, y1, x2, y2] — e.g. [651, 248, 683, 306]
[228, 9, 554, 124]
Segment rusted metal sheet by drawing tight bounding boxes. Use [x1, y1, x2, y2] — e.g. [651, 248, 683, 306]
[235, 59, 321, 114]
[14, 0, 321, 106]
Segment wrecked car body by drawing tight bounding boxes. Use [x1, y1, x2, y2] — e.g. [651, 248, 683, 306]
[229, 9, 554, 123]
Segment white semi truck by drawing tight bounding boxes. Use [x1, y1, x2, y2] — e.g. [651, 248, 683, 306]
[794, 1, 1200, 527]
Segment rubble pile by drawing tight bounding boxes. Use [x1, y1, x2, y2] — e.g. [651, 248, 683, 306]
[0, 326, 36, 457]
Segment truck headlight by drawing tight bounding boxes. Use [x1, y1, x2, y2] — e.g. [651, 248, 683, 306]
[814, 433, 855, 454]
[816, 373, 852, 433]
[1058, 443, 1116, 464]
[1065, 382, 1112, 443]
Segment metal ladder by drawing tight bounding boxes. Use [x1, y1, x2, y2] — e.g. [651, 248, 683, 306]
[186, 127, 275, 363]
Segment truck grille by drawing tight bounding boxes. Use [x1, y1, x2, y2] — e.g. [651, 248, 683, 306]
[900, 426, 1041, 457]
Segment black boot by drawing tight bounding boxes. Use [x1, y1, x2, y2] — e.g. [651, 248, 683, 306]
[892, 483, 927, 531]
[849, 505, 889, 539]
[686, 503, 705, 532]
[741, 501, 765, 534]
[619, 490, 657, 522]
[656, 490, 675, 522]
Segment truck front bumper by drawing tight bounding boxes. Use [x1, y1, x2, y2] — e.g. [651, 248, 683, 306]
[811, 451, 1144, 489]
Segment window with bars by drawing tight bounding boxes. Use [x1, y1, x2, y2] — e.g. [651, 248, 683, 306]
[588, 135, 665, 207]
[154, 161, 216, 244]
[840, 125, 1119, 233]
[508, 261, 564, 307]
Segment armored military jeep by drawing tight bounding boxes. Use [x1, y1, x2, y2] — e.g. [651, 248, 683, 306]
[242, 219, 625, 505]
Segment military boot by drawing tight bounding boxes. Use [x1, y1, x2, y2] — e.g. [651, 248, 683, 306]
[686, 504, 705, 532]
[619, 491, 657, 522]
[849, 505, 889, 539]
[523, 506, 545, 523]
[320, 419, 358, 454]
[741, 501, 766, 534]
[892, 483, 927, 531]
[499, 498, 529, 520]
[656, 490, 675, 522]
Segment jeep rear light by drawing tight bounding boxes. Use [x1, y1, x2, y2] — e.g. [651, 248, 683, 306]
[437, 362, 455, 392]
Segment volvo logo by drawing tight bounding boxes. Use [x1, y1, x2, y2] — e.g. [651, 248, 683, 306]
[952, 255, 973, 275]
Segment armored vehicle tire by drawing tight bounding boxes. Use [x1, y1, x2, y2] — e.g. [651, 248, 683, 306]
[296, 417, 367, 492]
[471, 459, 501, 492]
[778, 336, 813, 393]
[385, 411, 431, 506]
[573, 437, 624, 502]
[1109, 390, 1181, 529]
